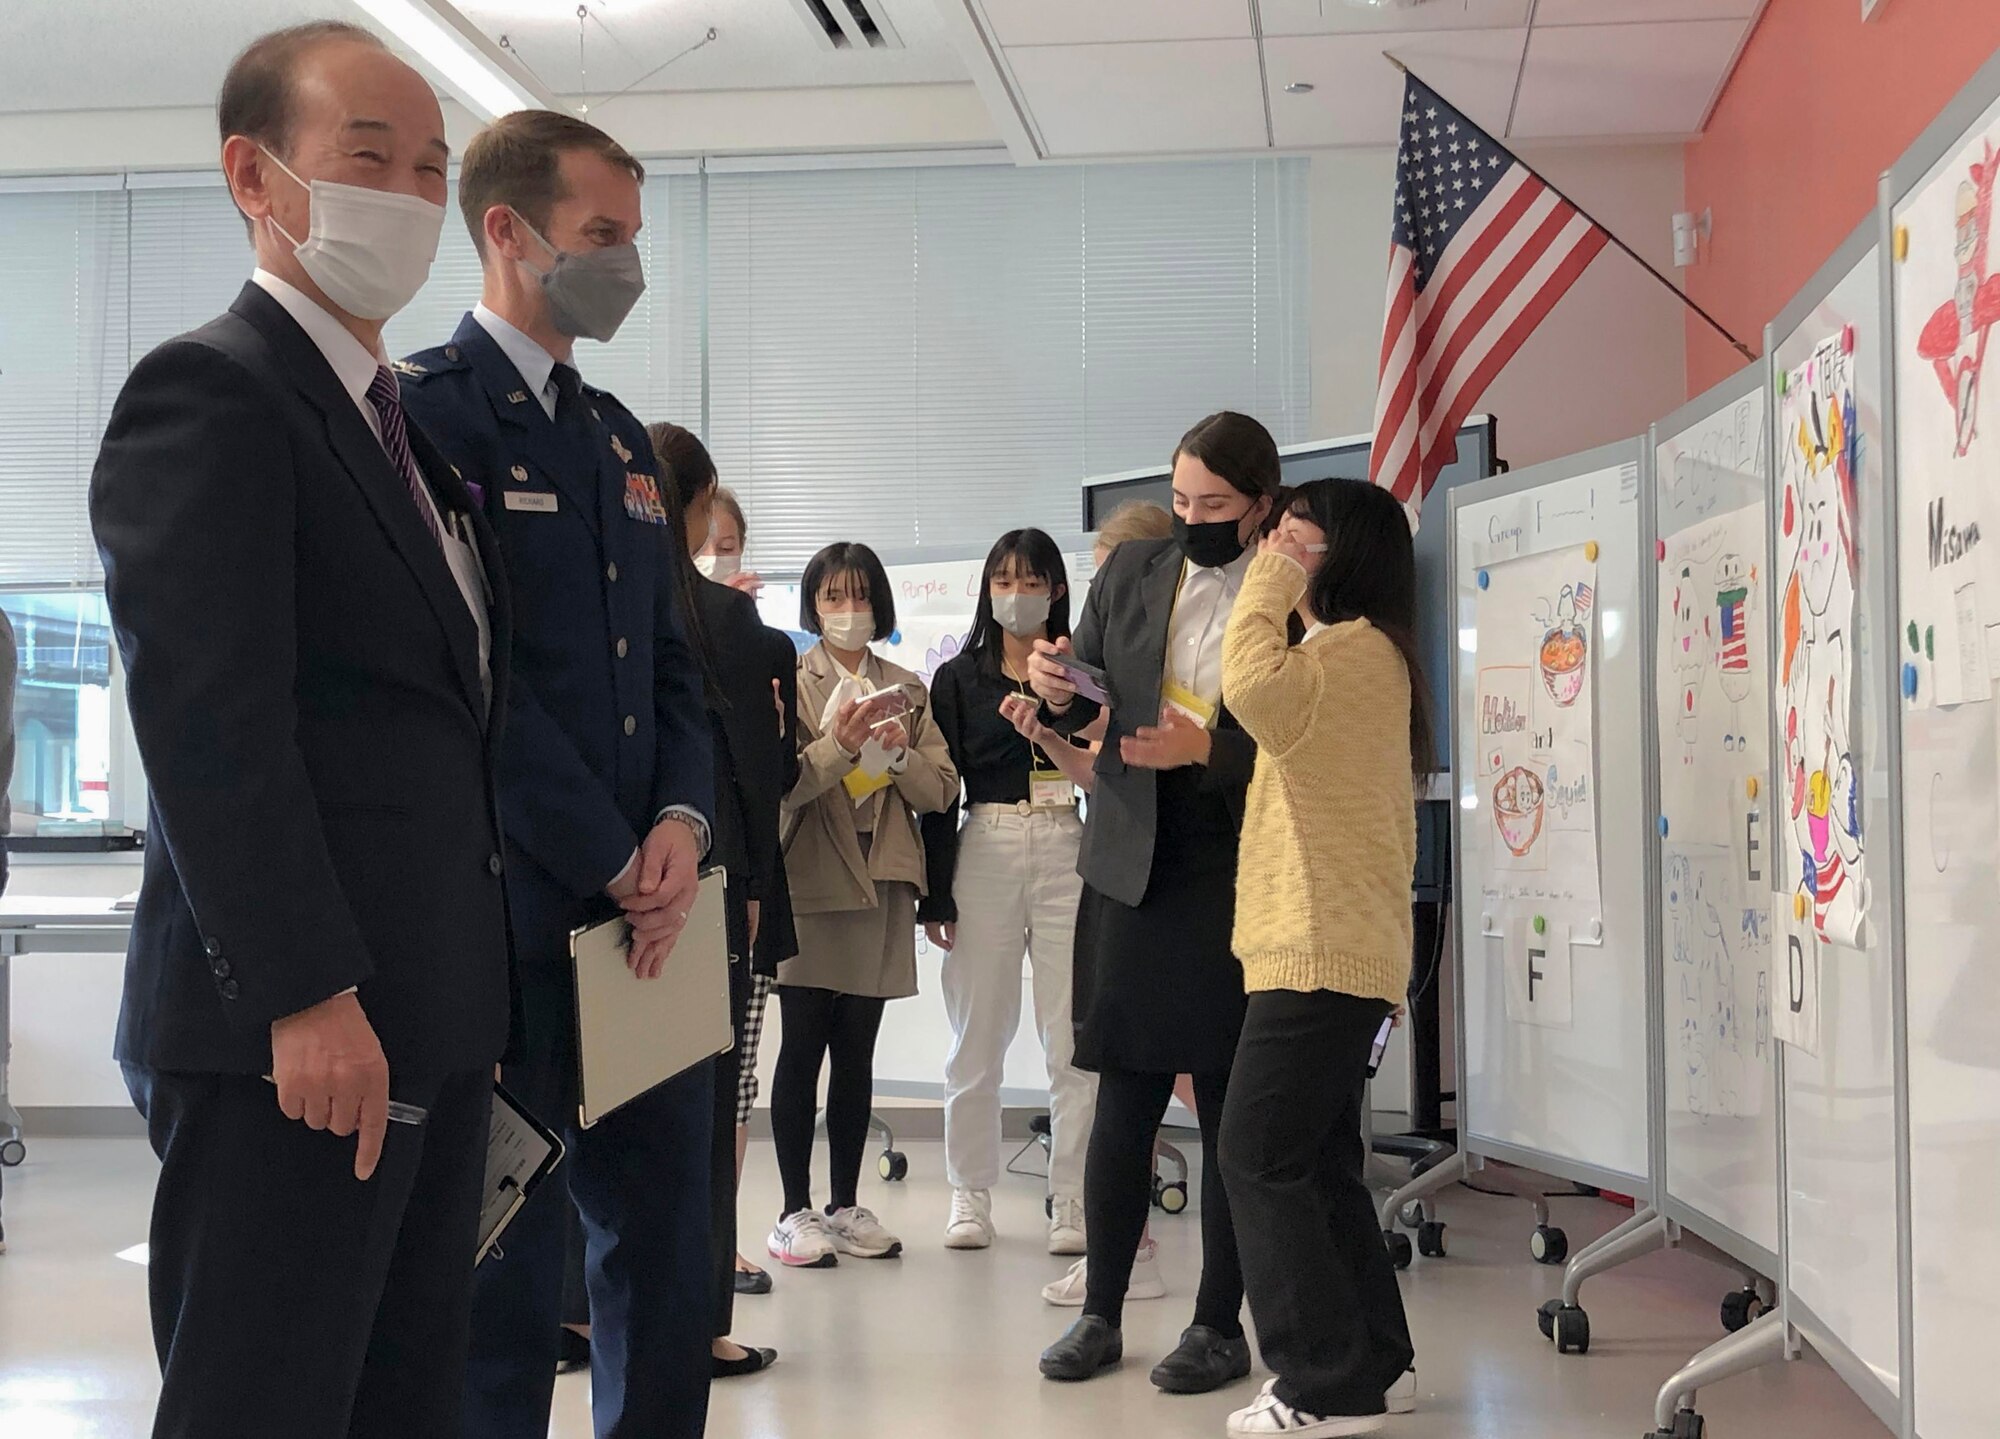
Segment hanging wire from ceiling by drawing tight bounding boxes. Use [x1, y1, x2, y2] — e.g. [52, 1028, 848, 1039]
[494, 4, 719, 117]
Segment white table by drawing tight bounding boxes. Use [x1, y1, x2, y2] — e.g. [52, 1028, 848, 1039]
[0, 895, 134, 1166]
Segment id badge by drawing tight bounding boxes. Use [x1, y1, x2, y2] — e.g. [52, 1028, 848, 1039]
[1160, 678, 1219, 731]
[1030, 768, 1076, 809]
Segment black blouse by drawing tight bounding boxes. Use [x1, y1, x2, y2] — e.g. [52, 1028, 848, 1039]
[918, 647, 1059, 924]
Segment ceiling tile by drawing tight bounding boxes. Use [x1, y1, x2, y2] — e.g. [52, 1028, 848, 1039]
[1532, 0, 1759, 23]
[978, 0, 1251, 47]
[1005, 39, 1269, 156]
[1511, 18, 1750, 138]
[1259, 0, 1532, 38]
[1265, 28, 1525, 148]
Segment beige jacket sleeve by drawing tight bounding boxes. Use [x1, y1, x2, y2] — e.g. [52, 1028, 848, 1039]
[786, 693, 859, 812]
[888, 691, 960, 816]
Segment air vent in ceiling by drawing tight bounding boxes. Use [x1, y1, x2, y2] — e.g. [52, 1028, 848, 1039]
[788, 0, 905, 51]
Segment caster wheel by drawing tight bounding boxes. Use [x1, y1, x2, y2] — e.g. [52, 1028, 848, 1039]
[1552, 1304, 1591, 1355]
[1536, 1297, 1562, 1341]
[1665, 1410, 1705, 1439]
[878, 1150, 908, 1182]
[1530, 1225, 1569, 1265]
[1383, 1230, 1413, 1270]
[1417, 1221, 1448, 1258]
[1157, 1180, 1189, 1215]
[1720, 1287, 1765, 1333]
[1398, 1201, 1425, 1230]
[0, 1139, 23, 1168]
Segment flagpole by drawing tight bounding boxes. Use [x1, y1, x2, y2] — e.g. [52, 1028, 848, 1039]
[1384, 52, 1757, 362]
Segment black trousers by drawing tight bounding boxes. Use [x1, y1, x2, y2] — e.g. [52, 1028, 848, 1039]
[1082, 1066, 1242, 1335]
[462, 975, 713, 1439]
[770, 986, 887, 1216]
[124, 1065, 492, 1439]
[1220, 989, 1414, 1417]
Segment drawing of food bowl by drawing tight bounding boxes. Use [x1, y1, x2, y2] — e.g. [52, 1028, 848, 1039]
[1538, 623, 1588, 707]
[1493, 766, 1545, 858]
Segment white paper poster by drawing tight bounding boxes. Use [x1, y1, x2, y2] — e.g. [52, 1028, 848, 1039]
[1502, 919, 1573, 1030]
[1473, 544, 1602, 928]
[1895, 127, 2000, 709]
[1772, 896, 1822, 1058]
[1666, 845, 1772, 1117]
[1775, 339, 1869, 946]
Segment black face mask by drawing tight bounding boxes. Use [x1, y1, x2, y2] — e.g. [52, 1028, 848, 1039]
[1174, 513, 1249, 569]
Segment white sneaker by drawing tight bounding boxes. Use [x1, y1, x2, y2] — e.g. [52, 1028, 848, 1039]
[945, 1188, 995, 1250]
[1048, 1196, 1087, 1256]
[767, 1210, 838, 1269]
[1227, 1391, 1384, 1438]
[827, 1205, 903, 1259]
[1041, 1239, 1167, 1306]
[1386, 1368, 1416, 1415]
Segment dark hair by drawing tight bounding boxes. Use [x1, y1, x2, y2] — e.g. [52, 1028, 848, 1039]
[962, 529, 1071, 673]
[641, 422, 721, 707]
[1172, 411, 1282, 502]
[1287, 478, 1438, 778]
[460, 110, 646, 257]
[218, 21, 386, 158]
[1262, 484, 1295, 537]
[645, 422, 717, 513]
[800, 543, 895, 643]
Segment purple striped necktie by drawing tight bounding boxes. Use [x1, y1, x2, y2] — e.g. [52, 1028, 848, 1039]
[365, 366, 445, 550]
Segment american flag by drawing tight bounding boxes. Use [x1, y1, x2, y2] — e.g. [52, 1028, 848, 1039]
[1370, 73, 1609, 524]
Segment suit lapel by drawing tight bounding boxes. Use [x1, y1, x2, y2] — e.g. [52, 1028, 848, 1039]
[231, 284, 488, 723]
[406, 419, 509, 728]
[1137, 545, 1184, 719]
[452, 315, 603, 529]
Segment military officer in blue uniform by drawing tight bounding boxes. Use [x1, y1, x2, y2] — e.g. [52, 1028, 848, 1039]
[398, 110, 716, 1439]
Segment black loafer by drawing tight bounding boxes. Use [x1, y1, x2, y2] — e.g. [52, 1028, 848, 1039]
[734, 1267, 774, 1296]
[1039, 1316, 1123, 1382]
[714, 1345, 778, 1379]
[1150, 1325, 1251, 1394]
[556, 1327, 591, 1375]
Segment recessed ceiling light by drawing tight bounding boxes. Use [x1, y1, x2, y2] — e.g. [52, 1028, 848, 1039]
[1285, 82, 1316, 94]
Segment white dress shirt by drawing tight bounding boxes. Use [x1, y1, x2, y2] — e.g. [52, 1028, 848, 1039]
[1164, 548, 1254, 710]
[473, 303, 565, 419]
[251, 270, 492, 707]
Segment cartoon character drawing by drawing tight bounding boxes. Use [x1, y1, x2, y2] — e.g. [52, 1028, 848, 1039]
[1713, 551, 1754, 752]
[1670, 563, 1708, 761]
[1492, 765, 1546, 858]
[1534, 581, 1593, 708]
[1916, 141, 2000, 456]
[1779, 341, 1865, 945]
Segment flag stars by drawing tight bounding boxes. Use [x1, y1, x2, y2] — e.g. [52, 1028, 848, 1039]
[1454, 197, 1467, 210]
[1447, 121, 1459, 134]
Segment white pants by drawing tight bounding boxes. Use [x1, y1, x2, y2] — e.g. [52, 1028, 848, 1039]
[942, 804, 1097, 1198]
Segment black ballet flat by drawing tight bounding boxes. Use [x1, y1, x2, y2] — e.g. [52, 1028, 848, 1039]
[735, 1266, 774, 1296]
[714, 1345, 779, 1379]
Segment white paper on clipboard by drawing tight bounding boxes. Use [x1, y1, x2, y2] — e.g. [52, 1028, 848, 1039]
[570, 868, 734, 1129]
[477, 1084, 564, 1265]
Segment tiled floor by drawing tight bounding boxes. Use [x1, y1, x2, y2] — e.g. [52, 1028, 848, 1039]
[0, 1136, 1890, 1438]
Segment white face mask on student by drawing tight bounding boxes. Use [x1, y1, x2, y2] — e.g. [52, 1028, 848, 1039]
[991, 591, 1051, 639]
[695, 553, 741, 581]
[820, 609, 874, 652]
[260, 148, 444, 321]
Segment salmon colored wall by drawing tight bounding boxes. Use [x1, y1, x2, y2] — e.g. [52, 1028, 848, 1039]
[1684, 0, 2000, 392]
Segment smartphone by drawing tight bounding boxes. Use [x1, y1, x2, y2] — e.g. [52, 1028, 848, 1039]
[1048, 652, 1112, 707]
[1365, 1016, 1395, 1078]
[852, 685, 912, 719]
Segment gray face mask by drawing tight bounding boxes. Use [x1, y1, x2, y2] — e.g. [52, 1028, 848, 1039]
[991, 591, 1051, 638]
[514, 209, 646, 342]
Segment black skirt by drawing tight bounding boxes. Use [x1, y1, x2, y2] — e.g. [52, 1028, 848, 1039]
[1071, 768, 1247, 1076]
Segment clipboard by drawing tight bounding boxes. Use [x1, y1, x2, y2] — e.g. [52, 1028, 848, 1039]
[569, 867, 734, 1129]
[477, 1083, 564, 1265]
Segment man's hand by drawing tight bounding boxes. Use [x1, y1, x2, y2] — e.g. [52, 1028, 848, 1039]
[1026, 636, 1078, 711]
[270, 991, 391, 1181]
[619, 818, 702, 979]
[1120, 709, 1212, 770]
[924, 921, 957, 951]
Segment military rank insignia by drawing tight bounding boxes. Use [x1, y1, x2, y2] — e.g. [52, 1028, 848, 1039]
[623, 471, 668, 525]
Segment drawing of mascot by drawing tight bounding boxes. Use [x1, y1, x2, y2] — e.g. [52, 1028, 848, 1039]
[1669, 562, 1709, 762]
[1916, 141, 2000, 457]
[1712, 551, 1754, 752]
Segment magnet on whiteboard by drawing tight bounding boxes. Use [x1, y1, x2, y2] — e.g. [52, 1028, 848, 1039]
[1656, 539, 1667, 562]
[1533, 914, 1546, 935]
[1745, 776, 1759, 800]
[1657, 815, 1669, 836]
[1584, 540, 1599, 562]
[1841, 324, 1855, 354]
[1894, 225, 1910, 260]
[1902, 662, 1919, 697]
[1792, 892, 1807, 921]
[1588, 918, 1603, 941]
[1477, 569, 1489, 589]
[1777, 370, 1789, 395]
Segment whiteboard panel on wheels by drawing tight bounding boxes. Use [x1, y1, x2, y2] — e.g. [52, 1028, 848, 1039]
[1452, 445, 1650, 1184]
[1652, 368, 1782, 1267]
[1771, 224, 1902, 1406]
[1889, 52, 2000, 1439]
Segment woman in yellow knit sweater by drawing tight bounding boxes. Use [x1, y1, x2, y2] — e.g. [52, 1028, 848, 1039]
[1215, 477, 1436, 1439]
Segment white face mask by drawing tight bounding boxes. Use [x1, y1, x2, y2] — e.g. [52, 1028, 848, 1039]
[694, 553, 741, 581]
[820, 609, 874, 652]
[261, 147, 444, 321]
[991, 591, 1051, 639]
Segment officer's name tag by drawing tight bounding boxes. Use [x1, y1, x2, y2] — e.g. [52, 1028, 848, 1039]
[504, 491, 559, 514]
[1030, 768, 1076, 809]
